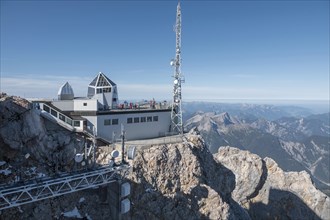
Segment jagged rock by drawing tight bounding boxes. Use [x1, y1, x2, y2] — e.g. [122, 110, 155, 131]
[127, 134, 250, 220]
[215, 146, 330, 220]
[214, 146, 264, 203]
[0, 94, 84, 174]
[185, 111, 330, 196]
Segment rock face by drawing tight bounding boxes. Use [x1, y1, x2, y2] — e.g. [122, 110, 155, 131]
[127, 133, 250, 220]
[126, 132, 330, 220]
[215, 146, 330, 220]
[0, 94, 84, 176]
[185, 111, 330, 196]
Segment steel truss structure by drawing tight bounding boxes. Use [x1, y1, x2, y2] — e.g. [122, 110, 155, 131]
[0, 165, 129, 211]
[171, 2, 185, 135]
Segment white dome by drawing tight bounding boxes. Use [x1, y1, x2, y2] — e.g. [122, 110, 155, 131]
[58, 82, 74, 100]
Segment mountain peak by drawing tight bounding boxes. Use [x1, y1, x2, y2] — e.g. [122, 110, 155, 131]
[212, 112, 236, 126]
[125, 134, 329, 219]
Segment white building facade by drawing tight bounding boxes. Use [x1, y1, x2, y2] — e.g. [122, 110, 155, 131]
[41, 72, 171, 142]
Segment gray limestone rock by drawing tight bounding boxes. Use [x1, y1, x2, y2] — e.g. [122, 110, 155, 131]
[0, 94, 83, 174]
[127, 134, 250, 220]
[215, 146, 330, 220]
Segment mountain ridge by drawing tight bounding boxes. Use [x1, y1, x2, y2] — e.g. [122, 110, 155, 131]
[1, 94, 329, 219]
[185, 111, 330, 196]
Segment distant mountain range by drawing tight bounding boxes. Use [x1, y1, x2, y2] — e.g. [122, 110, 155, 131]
[183, 102, 329, 195]
[182, 102, 316, 122]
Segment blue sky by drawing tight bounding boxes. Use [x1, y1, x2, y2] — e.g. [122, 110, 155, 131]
[1, 0, 329, 102]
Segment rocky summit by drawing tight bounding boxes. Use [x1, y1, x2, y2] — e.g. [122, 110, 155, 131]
[0, 94, 84, 177]
[126, 131, 329, 220]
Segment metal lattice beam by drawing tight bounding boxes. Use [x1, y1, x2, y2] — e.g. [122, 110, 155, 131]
[171, 2, 184, 135]
[0, 165, 129, 211]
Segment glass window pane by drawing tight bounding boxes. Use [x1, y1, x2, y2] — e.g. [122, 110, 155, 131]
[74, 121, 81, 127]
[104, 119, 111, 126]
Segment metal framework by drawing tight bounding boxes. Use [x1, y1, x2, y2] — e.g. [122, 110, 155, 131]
[171, 2, 184, 135]
[0, 165, 129, 211]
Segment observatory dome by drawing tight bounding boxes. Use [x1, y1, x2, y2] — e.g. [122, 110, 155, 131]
[58, 82, 74, 100]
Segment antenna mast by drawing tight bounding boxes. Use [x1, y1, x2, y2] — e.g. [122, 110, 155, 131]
[171, 1, 184, 135]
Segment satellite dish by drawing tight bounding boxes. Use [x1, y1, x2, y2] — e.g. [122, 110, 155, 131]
[75, 153, 84, 163]
[25, 153, 30, 159]
[170, 59, 175, 66]
[81, 161, 86, 166]
[111, 150, 120, 158]
[127, 146, 136, 160]
[174, 79, 178, 84]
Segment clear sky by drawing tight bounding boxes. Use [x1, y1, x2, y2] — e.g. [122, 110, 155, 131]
[1, 0, 329, 102]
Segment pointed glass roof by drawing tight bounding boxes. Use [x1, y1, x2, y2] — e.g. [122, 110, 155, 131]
[89, 72, 116, 87]
[58, 82, 74, 96]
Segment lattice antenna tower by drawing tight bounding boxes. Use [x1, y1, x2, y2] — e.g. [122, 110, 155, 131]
[171, 1, 184, 135]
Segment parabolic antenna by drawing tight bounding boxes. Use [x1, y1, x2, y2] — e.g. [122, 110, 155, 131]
[174, 79, 178, 85]
[75, 153, 84, 163]
[127, 146, 136, 160]
[111, 150, 120, 158]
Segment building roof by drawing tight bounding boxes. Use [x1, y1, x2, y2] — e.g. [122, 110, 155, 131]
[58, 82, 74, 96]
[89, 72, 116, 87]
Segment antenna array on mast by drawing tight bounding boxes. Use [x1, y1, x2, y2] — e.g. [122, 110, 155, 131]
[171, 2, 184, 135]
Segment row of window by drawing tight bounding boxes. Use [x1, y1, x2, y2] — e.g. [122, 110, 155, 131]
[104, 119, 119, 126]
[103, 116, 159, 126]
[127, 116, 158, 124]
[43, 104, 80, 127]
[97, 87, 111, 94]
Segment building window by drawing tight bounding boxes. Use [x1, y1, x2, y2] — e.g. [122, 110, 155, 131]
[97, 88, 102, 94]
[147, 116, 152, 122]
[134, 117, 140, 123]
[104, 119, 111, 126]
[153, 116, 158, 122]
[59, 114, 65, 122]
[83, 103, 87, 106]
[127, 118, 133, 124]
[103, 88, 111, 93]
[113, 98, 117, 102]
[43, 105, 50, 113]
[140, 117, 146, 123]
[66, 118, 72, 125]
[51, 109, 58, 117]
[112, 119, 119, 125]
[73, 121, 81, 127]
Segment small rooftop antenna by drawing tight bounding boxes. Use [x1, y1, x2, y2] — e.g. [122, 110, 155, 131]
[92, 127, 97, 167]
[120, 124, 126, 164]
[171, 1, 184, 135]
